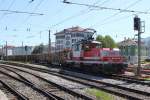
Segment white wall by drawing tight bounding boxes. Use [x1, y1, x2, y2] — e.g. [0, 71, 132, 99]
[12, 46, 34, 55]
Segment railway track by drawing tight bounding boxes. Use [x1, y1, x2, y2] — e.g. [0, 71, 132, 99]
[105, 74, 150, 86]
[0, 64, 94, 100]
[0, 68, 63, 100]
[1, 63, 150, 100]
[0, 69, 50, 100]
[127, 67, 150, 75]
[0, 80, 29, 100]
[2, 67, 91, 100]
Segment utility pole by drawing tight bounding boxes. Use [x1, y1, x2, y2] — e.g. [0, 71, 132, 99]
[5, 41, 7, 61]
[134, 16, 145, 77]
[48, 30, 51, 63]
[49, 30, 51, 54]
[25, 46, 28, 63]
[137, 24, 141, 77]
[22, 41, 24, 55]
[2, 45, 3, 60]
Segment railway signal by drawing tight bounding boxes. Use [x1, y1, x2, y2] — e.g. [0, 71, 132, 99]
[134, 16, 145, 77]
[134, 16, 140, 31]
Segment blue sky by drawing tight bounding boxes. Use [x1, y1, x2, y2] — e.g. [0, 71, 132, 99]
[0, 0, 150, 46]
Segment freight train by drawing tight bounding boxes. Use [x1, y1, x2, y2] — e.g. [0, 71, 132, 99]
[4, 38, 127, 74]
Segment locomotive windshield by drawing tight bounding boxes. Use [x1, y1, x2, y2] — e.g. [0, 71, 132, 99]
[82, 41, 101, 51]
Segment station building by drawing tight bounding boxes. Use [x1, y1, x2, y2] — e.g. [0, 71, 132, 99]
[55, 26, 96, 51]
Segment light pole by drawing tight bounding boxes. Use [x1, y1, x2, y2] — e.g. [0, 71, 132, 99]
[0, 45, 4, 60]
[5, 41, 8, 61]
[25, 46, 28, 63]
[49, 30, 51, 55]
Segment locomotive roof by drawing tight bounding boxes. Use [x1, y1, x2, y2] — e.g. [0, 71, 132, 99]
[91, 40, 101, 44]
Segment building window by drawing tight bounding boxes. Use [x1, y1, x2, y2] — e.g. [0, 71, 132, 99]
[71, 33, 76, 37]
[66, 41, 70, 45]
[72, 39, 76, 43]
[66, 36, 70, 40]
[56, 35, 65, 39]
[56, 40, 63, 44]
[57, 45, 63, 50]
[76, 33, 84, 37]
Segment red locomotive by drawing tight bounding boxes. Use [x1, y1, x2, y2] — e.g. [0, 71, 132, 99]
[62, 39, 127, 74]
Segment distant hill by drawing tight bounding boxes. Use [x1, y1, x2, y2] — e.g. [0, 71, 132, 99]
[142, 37, 150, 47]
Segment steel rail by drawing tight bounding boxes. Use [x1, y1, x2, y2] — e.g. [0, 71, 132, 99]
[0, 65, 94, 100]
[0, 70, 59, 100]
[1, 67, 65, 100]
[1, 62, 150, 99]
[1, 64, 149, 100]
[0, 80, 29, 100]
[6, 61, 150, 86]
[106, 74, 150, 86]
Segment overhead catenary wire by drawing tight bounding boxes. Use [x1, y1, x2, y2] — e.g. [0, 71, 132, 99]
[49, 0, 109, 29]
[89, 0, 110, 10]
[0, 9, 44, 15]
[0, 0, 109, 34]
[79, 0, 111, 25]
[63, 0, 150, 14]
[71, 0, 144, 39]
[15, 0, 45, 34]
[95, 5, 150, 29]
[49, 9, 91, 29]
[27, 1, 105, 42]
[21, 0, 45, 24]
[89, 0, 143, 28]
[97, 8, 149, 27]
[0, 0, 16, 23]
[50, 0, 146, 31]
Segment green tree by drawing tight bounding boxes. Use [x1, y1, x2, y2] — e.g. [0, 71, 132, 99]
[96, 35, 106, 47]
[104, 35, 116, 48]
[96, 35, 117, 48]
[32, 44, 44, 54]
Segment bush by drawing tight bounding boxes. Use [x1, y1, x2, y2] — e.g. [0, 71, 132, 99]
[145, 59, 150, 62]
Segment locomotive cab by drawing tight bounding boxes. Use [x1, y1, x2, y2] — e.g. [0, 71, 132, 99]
[82, 41, 101, 51]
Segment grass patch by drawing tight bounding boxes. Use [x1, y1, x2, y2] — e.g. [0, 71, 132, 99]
[144, 78, 150, 81]
[85, 88, 115, 100]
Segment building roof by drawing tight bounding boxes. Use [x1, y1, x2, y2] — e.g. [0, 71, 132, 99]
[118, 38, 137, 46]
[118, 38, 145, 47]
[55, 26, 96, 35]
[3, 46, 15, 49]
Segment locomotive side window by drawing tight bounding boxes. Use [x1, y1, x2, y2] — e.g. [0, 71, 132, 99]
[110, 49, 121, 56]
[101, 50, 109, 56]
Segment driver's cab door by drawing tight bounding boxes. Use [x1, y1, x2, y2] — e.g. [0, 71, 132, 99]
[72, 44, 82, 60]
